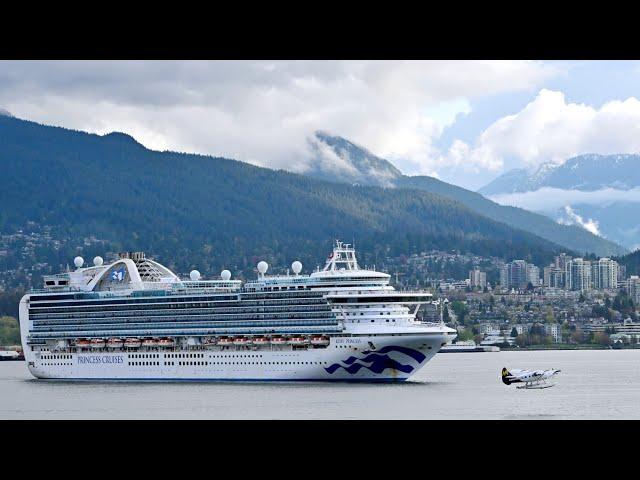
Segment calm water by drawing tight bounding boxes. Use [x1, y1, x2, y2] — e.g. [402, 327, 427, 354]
[1, 350, 639, 419]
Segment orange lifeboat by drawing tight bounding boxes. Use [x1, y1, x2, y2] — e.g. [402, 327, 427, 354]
[124, 338, 141, 349]
[142, 338, 158, 348]
[76, 339, 91, 348]
[310, 335, 330, 346]
[90, 338, 105, 349]
[107, 337, 124, 349]
[270, 336, 286, 345]
[217, 337, 233, 346]
[253, 337, 269, 346]
[233, 336, 251, 346]
[158, 338, 176, 348]
[289, 336, 307, 346]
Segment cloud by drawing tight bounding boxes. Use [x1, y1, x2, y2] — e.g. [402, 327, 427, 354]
[458, 89, 640, 173]
[559, 206, 600, 236]
[0, 60, 557, 176]
[488, 186, 640, 212]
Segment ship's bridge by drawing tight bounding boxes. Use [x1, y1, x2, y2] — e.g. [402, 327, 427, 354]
[243, 241, 390, 292]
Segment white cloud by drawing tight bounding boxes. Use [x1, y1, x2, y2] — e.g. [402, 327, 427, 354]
[460, 89, 640, 173]
[488, 186, 640, 212]
[0, 60, 557, 176]
[559, 206, 601, 236]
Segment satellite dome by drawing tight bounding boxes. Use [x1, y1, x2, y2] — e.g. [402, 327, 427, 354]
[190, 270, 201, 281]
[221, 270, 231, 281]
[93, 256, 104, 267]
[257, 261, 268, 275]
[291, 261, 302, 275]
[73, 256, 84, 268]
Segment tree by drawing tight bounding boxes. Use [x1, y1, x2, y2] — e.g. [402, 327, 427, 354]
[545, 306, 555, 324]
[515, 334, 528, 347]
[0, 316, 20, 346]
[442, 305, 450, 323]
[593, 331, 611, 347]
[510, 327, 518, 337]
[450, 301, 469, 324]
[570, 328, 584, 344]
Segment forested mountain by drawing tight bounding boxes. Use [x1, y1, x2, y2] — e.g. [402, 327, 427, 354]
[0, 115, 574, 279]
[306, 132, 625, 256]
[618, 250, 640, 277]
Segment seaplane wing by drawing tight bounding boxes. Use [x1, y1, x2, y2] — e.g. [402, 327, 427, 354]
[501, 367, 561, 389]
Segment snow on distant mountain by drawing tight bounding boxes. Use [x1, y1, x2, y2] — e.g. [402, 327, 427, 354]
[302, 133, 626, 256]
[480, 154, 640, 250]
[480, 154, 640, 195]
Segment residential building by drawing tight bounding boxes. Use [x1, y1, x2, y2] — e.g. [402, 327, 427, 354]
[591, 258, 618, 290]
[566, 258, 592, 292]
[469, 269, 487, 289]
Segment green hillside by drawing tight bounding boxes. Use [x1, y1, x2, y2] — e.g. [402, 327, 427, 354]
[0, 116, 569, 279]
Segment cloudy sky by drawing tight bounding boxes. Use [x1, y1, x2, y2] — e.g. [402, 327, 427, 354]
[2, 60, 640, 190]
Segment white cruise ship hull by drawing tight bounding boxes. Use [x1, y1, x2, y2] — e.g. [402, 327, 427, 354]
[25, 333, 448, 382]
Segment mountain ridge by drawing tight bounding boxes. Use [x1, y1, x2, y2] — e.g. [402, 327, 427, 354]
[479, 153, 640, 195]
[0, 115, 574, 278]
[305, 133, 626, 256]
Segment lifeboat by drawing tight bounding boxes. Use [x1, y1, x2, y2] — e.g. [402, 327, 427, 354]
[158, 338, 176, 348]
[124, 338, 141, 348]
[106, 337, 124, 349]
[253, 336, 269, 346]
[204, 338, 218, 346]
[142, 338, 158, 348]
[233, 336, 251, 346]
[76, 339, 91, 348]
[217, 337, 233, 346]
[90, 338, 105, 349]
[310, 335, 330, 346]
[289, 336, 308, 346]
[271, 336, 286, 345]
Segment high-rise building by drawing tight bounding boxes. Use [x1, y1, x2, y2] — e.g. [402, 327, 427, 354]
[591, 258, 619, 290]
[628, 276, 640, 305]
[527, 264, 541, 287]
[544, 265, 565, 288]
[501, 260, 536, 289]
[566, 258, 592, 292]
[555, 253, 572, 271]
[469, 268, 487, 289]
[618, 264, 627, 283]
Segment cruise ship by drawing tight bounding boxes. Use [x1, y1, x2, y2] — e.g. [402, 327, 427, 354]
[19, 241, 456, 382]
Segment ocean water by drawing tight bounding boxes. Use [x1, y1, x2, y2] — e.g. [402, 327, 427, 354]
[1, 349, 639, 419]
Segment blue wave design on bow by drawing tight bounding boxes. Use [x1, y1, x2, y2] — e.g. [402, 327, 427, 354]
[325, 356, 414, 374]
[325, 345, 425, 375]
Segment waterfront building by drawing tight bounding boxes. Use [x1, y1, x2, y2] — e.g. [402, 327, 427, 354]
[544, 323, 562, 343]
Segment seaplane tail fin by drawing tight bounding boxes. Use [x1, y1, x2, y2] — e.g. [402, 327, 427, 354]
[501, 367, 512, 385]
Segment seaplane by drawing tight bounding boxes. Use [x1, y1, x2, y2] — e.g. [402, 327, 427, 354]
[501, 367, 561, 389]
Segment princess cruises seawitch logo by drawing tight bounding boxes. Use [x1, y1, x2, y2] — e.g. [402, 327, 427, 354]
[324, 346, 426, 375]
[110, 267, 126, 282]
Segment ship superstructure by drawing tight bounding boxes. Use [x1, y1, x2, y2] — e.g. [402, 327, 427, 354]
[20, 241, 456, 381]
